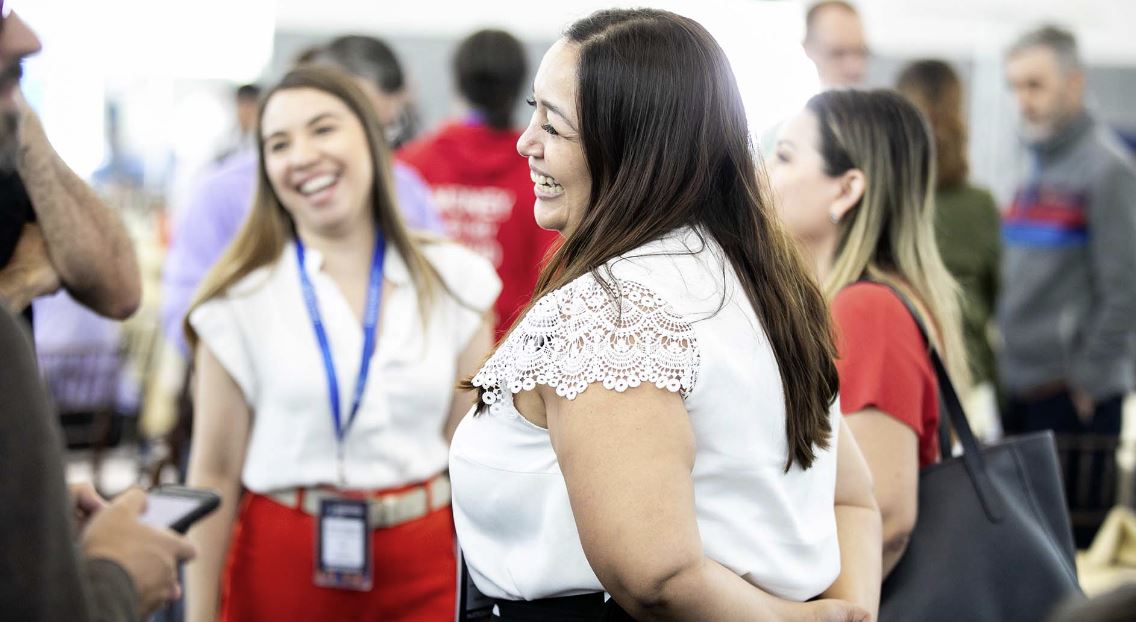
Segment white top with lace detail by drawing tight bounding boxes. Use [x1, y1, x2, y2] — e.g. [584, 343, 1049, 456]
[471, 275, 700, 406]
[450, 226, 841, 604]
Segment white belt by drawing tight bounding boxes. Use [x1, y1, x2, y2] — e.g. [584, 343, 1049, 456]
[266, 474, 451, 529]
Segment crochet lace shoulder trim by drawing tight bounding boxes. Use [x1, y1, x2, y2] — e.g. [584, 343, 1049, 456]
[471, 275, 700, 412]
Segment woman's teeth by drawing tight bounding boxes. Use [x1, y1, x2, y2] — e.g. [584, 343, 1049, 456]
[530, 171, 564, 195]
[300, 174, 337, 195]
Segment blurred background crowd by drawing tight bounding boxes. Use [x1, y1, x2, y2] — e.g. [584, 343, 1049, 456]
[7, 0, 1136, 616]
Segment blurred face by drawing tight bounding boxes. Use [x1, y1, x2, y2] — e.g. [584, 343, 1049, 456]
[236, 96, 259, 134]
[804, 6, 868, 89]
[0, 9, 43, 170]
[1005, 46, 1084, 141]
[516, 39, 591, 236]
[768, 110, 845, 244]
[351, 78, 407, 142]
[261, 88, 375, 238]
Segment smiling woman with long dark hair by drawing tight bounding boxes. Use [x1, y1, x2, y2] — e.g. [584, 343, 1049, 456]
[449, 8, 881, 621]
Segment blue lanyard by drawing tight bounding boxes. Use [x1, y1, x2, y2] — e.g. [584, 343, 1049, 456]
[294, 233, 385, 443]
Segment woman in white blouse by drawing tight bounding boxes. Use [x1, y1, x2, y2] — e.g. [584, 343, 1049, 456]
[450, 8, 880, 622]
[183, 67, 498, 622]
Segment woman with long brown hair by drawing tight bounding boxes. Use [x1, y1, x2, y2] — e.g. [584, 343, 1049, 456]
[898, 60, 1002, 440]
[770, 88, 969, 578]
[182, 67, 498, 621]
[449, 8, 880, 621]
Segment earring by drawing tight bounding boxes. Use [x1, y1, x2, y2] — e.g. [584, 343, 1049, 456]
[829, 212, 841, 224]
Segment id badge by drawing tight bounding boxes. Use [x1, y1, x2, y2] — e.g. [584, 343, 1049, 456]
[314, 498, 372, 591]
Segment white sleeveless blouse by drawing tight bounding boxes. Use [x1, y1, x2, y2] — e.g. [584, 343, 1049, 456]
[449, 227, 840, 602]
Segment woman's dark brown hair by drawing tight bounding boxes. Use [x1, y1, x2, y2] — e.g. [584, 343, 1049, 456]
[897, 60, 969, 189]
[473, 8, 838, 471]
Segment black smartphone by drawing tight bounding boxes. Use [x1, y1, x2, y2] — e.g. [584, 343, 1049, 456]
[139, 485, 221, 534]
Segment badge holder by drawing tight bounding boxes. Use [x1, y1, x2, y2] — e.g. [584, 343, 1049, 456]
[314, 498, 373, 591]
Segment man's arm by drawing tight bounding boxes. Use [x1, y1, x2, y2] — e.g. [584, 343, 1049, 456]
[16, 102, 140, 319]
[0, 223, 59, 312]
[82, 559, 139, 622]
[1071, 159, 1136, 401]
[0, 305, 136, 621]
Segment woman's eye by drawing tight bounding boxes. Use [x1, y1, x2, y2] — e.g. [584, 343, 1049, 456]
[268, 141, 288, 153]
[525, 96, 536, 107]
[314, 125, 335, 135]
[541, 123, 559, 137]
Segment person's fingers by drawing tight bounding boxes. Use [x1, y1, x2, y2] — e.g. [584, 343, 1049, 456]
[70, 481, 107, 514]
[140, 594, 164, 619]
[146, 556, 179, 604]
[171, 534, 197, 562]
[112, 487, 148, 515]
[163, 558, 180, 588]
[151, 526, 197, 562]
[20, 223, 43, 243]
[811, 599, 868, 622]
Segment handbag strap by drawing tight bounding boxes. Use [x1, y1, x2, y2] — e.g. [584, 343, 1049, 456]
[855, 279, 1006, 522]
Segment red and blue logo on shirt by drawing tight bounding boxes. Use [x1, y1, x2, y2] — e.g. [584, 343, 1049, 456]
[1002, 185, 1089, 247]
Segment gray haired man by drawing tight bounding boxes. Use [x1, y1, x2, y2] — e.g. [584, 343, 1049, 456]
[999, 25, 1136, 545]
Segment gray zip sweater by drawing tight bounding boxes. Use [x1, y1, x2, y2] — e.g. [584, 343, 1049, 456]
[997, 111, 1136, 399]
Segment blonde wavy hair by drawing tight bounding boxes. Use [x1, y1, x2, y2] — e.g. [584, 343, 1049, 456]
[808, 89, 970, 391]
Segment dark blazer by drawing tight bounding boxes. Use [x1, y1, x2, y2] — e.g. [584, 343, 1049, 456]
[0, 305, 137, 621]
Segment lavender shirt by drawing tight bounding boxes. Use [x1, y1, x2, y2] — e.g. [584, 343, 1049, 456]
[160, 149, 444, 354]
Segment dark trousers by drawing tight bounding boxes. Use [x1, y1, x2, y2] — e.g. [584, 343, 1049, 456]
[493, 594, 634, 622]
[1004, 390, 1123, 547]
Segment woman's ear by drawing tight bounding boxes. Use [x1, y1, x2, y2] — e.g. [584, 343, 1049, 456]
[829, 169, 866, 223]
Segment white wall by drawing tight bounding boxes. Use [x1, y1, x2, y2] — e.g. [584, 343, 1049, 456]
[275, 0, 822, 136]
[17, 0, 1136, 191]
[274, 0, 1136, 66]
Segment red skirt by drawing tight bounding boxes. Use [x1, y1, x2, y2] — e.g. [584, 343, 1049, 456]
[219, 490, 456, 622]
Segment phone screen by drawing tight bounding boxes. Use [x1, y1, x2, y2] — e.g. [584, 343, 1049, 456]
[140, 495, 202, 529]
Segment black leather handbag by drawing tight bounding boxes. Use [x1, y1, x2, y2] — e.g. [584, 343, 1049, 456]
[878, 285, 1083, 621]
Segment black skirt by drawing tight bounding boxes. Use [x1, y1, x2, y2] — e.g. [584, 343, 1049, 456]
[494, 593, 635, 621]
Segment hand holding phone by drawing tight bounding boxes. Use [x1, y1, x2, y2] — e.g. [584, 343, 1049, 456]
[81, 488, 197, 616]
[139, 485, 221, 534]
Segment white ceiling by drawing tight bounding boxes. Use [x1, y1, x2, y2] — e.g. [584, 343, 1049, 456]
[274, 0, 1136, 64]
[857, 0, 1136, 63]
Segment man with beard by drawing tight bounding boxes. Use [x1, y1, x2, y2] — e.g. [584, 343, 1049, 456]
[0, 6, 196, 621]
[759, 1, 870, 158]
[0, 6, 140, 321]
[803, 1, 869, 90]
[999, 25, 1136, 546]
